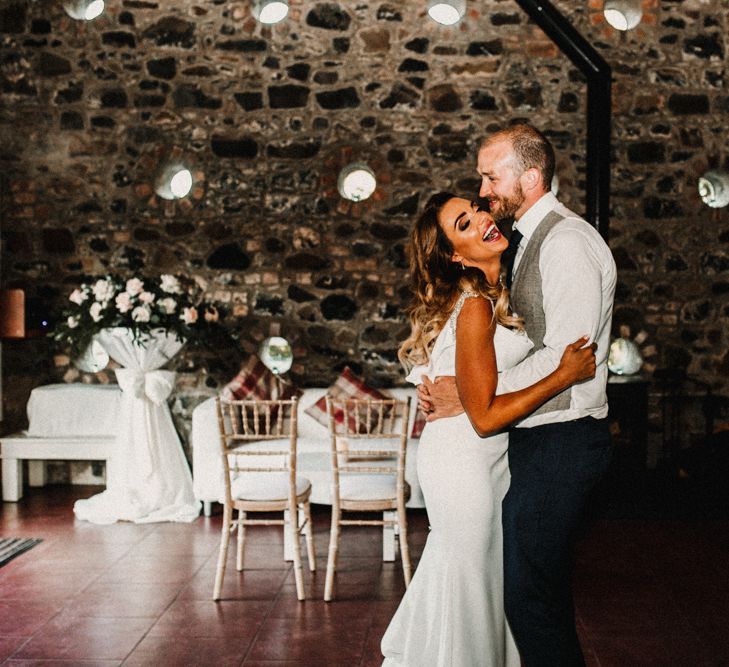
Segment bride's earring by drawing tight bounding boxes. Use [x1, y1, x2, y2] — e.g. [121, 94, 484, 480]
[460, 260, 465, 271]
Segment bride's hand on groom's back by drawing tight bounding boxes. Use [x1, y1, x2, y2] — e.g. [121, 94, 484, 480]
[419, 376, 465, 421]
[557, 336, 597, 385]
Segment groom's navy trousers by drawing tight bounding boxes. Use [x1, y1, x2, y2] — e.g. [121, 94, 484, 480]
[503, 416, 612, 667]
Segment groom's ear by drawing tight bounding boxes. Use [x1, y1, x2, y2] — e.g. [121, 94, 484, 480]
[521, 167, 541, 192]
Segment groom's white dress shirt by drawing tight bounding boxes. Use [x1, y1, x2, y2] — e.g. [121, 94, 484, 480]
[497, 192, 617, 428]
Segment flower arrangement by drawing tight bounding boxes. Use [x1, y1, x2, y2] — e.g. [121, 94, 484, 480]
[53, 274, 220, 357]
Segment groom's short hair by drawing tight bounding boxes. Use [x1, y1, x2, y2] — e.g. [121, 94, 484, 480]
[481, 124, 555, 193]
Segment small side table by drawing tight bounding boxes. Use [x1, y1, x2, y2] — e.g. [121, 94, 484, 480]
[607, 374, 650, 467]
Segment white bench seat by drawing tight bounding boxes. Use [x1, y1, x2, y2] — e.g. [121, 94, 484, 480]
[0, 433, 113, 501]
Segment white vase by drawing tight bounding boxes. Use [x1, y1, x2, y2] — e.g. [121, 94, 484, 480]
[73, 327, 200, 524]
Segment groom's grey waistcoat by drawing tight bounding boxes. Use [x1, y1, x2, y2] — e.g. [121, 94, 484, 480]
[509, 210, 571, 416]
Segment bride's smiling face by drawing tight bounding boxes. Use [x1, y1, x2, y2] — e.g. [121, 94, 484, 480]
[438, 197, 508, 269]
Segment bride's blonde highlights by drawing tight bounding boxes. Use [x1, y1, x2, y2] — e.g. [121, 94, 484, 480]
[398, 192, 522, 372]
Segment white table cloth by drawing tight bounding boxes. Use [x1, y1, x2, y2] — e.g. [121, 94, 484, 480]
[27, 383, 121, 437]
[73, 327, 200, 524]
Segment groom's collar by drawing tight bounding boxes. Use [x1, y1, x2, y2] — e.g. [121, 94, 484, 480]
[512, 191, 558, 242]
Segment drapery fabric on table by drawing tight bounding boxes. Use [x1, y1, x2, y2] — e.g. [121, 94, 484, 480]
[73, 327, 200, 524]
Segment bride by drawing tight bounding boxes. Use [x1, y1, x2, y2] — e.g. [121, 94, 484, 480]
[381, 193, 596, 666]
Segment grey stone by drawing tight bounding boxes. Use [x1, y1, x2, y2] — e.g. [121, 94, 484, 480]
[667, 93, 710, 114]
[286, 253, 331, 270]
[142, 17, 196, 48]
[306, 4, 351, 31]
[217, 39, 267, 52]
[234, 92, 263, 111]
[37, 52, 71, 76]
[316, 87, 359, 109]
[60, 111, 83, 130]
[321, 294, 357, 321]
[207, 244, 251, 270]
[269, 84, 310, 108]
[173, 84, 222, 109]
[211, 137, 258, 158]
[101, 89, 127, 108]
[147, 57, 176, 79]
[102, 31, 137, 49]
[628, 142, 665, 164]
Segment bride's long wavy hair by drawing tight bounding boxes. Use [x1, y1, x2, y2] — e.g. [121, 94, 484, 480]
[398, 192, 522, 372]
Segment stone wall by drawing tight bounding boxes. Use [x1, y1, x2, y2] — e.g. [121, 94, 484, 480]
[1, 1, 728, 457]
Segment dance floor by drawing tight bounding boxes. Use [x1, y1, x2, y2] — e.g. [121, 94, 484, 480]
[0, 482, 727, 666]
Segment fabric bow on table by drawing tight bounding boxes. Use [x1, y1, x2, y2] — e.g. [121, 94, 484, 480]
[115, 368, 176, 405]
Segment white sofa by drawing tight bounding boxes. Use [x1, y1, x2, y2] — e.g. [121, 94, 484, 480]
[191, 387, 424, 516]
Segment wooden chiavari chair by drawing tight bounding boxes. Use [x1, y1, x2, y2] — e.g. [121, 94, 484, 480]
[213, 397, 315, 601]
[324, 396, 411, 601]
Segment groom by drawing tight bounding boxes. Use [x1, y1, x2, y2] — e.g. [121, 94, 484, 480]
[421, 124, 616, 666]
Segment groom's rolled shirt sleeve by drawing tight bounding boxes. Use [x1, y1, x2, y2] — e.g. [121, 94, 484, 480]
[497, 227, 603, 394]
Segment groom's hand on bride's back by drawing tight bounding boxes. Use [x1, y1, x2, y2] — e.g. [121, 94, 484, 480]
[418, 376, 465, 422]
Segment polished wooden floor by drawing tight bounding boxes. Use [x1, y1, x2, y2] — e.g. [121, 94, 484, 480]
[0, 483, 727, 666]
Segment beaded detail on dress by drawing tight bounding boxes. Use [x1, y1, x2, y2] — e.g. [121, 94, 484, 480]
[448, 291, 482, 337]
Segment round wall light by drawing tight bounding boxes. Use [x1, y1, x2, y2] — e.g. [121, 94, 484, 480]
[698, 170, 729, 208]
[74, 339, 110, 373]
[607, 337, 643, 375]
[259, 336, 293, 375]
[427, 0, 466, 25]
[337, 163, 377, 202]
[550, 173, 559, 196]
[603, 0, 642, 31]
[253, 0, 289, 24]
[155, 165, 194, 200]
[63, 0, 105, 20]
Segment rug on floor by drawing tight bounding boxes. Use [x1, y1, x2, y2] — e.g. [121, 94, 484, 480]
[0, 537, 42, 568]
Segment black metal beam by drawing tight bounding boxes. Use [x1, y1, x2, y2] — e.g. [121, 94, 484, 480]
[513, 0, 612, 239]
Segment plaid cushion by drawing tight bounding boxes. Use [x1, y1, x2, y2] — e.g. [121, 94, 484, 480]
[221, 355, 301, 402]
[410, 407, 427, 438]
[305, 367, 390, 433]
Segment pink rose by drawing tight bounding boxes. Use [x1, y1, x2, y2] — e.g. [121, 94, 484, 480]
[181, 307, 198, 325]
[115, 292, 132, 313]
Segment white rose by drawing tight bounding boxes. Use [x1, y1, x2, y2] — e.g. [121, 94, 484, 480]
[92, 279, 115, 303]
[131, 305, 151, 323]
[160, 274, 182, 294]
[125, 278, 144, 296]
[67, 315, 79, 329]
[139, 291, 155, 305]
[158, 297, 177, 315]
[181, 307, 198, 325]
[69, 288, 87, 305]
[89, 302, 104, 322]
[115, 292, 132, 313]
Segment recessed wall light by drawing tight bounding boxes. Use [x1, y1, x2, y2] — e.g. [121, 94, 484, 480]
[156, 165, 194, 200]
[63, 0, 105, 21]
[337, 163, 377, 202]
[698, 170, 729, 209]
[603, 0, 642, 31]
[253, 0, 289, 24]
[427, 0, 466, 26]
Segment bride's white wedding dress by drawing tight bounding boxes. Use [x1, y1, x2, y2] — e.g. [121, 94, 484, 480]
[381, 293, 532, 667]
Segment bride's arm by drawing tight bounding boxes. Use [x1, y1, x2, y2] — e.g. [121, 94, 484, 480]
[455, 297, 595, 438]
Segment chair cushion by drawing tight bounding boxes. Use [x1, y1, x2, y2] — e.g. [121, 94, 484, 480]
[410, 407, 427, 438]
[339, 475, 398, 502]
[221, 354, 301, 402]
[231, 472, 311, 502]
[304, 367, 391, 433]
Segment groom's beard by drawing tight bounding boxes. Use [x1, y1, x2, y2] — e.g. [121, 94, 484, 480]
[489, 182, 525, 224]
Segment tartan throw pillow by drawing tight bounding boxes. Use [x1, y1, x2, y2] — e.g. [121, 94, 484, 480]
[410, 407, 427, 438]
[221, 355, 301, 402]
[305, 367, 391, 433]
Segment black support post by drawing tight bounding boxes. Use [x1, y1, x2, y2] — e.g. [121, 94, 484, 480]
[513, 0, 612, 239]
